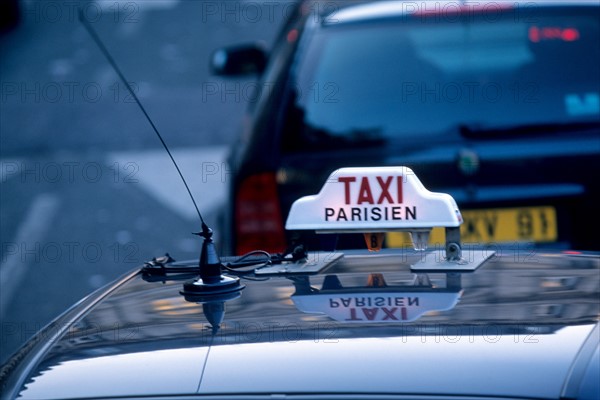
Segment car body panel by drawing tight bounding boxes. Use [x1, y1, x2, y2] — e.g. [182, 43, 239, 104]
[18, 348, 207, 399]
[6, 251, 600, 399]
[200, 325, 593, 398]
[329, 0, 600, 26]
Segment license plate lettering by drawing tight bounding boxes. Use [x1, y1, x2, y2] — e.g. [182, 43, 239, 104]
[387, 206, 557, 246]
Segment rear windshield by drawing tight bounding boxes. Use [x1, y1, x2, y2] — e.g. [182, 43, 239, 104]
[281, 8, 600, 151]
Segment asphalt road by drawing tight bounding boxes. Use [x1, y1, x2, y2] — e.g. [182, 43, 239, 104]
[0, 0, 291, 363]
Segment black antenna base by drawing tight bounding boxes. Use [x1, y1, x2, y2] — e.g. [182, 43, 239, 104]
[181, 274, 244, 297]
[193, 225, 221, 284]
[184, 225, 244, 297]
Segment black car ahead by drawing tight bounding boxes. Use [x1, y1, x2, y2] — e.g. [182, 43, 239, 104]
[214, 0, 600, 255]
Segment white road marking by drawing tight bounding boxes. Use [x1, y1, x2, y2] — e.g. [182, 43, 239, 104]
[107, 146, 229, 221]
[0, 193, 61, 316]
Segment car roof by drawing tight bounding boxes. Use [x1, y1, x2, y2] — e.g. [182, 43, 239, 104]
[323, 0, 600, 26]
[5, 250, 599, 399]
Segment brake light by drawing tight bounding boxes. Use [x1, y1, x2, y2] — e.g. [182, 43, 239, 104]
[287, 29, 299, 43]
[235, 172, 286, 255]
[529, 26, 580, 43]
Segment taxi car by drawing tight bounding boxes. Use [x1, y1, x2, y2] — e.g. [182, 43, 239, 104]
[1, 166, 598, 400]
[214, 0, 600, 254]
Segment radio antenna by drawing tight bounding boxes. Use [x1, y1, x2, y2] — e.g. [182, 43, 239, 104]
[78, 9, 207, 230]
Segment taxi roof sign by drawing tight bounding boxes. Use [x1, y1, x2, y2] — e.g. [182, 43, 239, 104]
[285, 167, 463, 233]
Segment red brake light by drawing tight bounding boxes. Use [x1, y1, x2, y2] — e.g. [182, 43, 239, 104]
[529, 26, 580, 43]
[287, 29, 299, 43]
[235, 172, 286, 255]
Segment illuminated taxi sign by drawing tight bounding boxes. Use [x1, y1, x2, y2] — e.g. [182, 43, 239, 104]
[285, 167, 462, 232]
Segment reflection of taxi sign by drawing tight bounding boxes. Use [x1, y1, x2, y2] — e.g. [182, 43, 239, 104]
[285, 167, 462, 232]
[293, 292, 461, 323]
[291, 272, 463, 323]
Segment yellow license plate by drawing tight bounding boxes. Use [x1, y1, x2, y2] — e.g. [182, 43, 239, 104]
[387, 206, 557, 246]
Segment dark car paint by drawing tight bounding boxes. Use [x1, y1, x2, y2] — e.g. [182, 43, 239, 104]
[1, 251, 599, 399]
[276, 131, 600, 248]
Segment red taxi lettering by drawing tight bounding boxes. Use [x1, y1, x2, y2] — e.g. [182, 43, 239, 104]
[325, 176, 415, 223]
[377, 176, 396, 204]
[338, 176, 356, 204]
[346, 308, 362, 321]
[362, 308, 378, 320]
[381, 307, 398, 320]
[358, 177, 374, 204]
[344, 307, 409, 321]
[339, 175, 403, 205]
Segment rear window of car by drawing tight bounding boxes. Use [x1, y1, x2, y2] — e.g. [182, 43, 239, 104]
[280, 7, 600, 151]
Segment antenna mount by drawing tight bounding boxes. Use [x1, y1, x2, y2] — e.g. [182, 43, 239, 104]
[182, 226, 244, 297]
